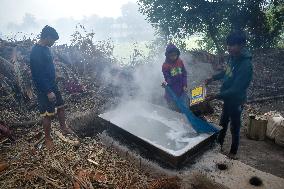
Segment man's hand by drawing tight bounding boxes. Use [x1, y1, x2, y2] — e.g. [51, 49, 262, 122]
[161, 81, 168, 88]
[47, 92, 56, 102]
[205, 94, 217, 102]
[183, 86, 188, 92]
[205, 78, 213, 86]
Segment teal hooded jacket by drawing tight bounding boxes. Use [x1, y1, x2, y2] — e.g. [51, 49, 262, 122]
[212, 48, 253, 104]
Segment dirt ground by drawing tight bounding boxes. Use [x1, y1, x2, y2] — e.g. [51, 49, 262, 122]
[214, 98, 284, 178]
[1, 94, 284, 188]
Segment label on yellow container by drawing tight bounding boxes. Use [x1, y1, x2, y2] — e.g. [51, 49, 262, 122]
[190, 85, 206, 105]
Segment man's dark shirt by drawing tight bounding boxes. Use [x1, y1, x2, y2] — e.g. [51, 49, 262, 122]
[30, 44, 56, 94]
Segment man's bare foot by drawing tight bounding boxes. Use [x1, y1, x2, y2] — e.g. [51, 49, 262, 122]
[45, 138, 54, 150]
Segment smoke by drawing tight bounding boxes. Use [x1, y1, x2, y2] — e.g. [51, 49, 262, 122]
[131, 57, 165, 103]
[181, 54, 215, 87]
[98, 48, 216, 155]
[105, 50, 215, 109]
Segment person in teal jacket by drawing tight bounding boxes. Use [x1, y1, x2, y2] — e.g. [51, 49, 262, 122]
[205, 31, 253, 159]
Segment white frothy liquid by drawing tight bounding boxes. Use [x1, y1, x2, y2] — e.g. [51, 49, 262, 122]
[100, 101, 211, 156]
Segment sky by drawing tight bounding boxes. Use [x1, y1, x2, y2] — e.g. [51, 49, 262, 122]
[0, 0, 154, 45]
[0, 0, 137, 25]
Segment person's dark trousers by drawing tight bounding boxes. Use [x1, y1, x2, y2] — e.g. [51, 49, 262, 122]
[217, 100, 243, 154]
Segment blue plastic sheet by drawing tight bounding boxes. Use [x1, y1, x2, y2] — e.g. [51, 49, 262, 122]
[165, 85, 220, 134]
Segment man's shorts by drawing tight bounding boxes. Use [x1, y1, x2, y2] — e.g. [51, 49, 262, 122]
[37, 86, 64, 117]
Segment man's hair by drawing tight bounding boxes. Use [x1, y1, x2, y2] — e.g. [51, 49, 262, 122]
[226, 30, 246, 46]
[40, 25, 59, 40]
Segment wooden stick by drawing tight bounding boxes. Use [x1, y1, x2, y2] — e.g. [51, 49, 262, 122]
[0, 165, 18, 178]
[87, 159, 99, 166]
[247, 94, 284, 104]
[36, 174, 65, 189]
[0, 162, 9, 172]
[0, 138, 9, 145]
[10, 119, 42, 128]
[0, 56, 14, 68]
[55, 131, 80, 146]
[33, 136, 45, 148]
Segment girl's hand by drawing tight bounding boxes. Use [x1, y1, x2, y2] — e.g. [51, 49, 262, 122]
[161, 81, 168, 88]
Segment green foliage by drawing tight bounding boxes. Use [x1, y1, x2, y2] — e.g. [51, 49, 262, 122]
[277, 32, 284, 48]
[138, 0, 284, 54]
[265, 2, 284, 48]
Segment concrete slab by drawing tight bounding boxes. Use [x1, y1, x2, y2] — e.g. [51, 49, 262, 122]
[182, 152, 284, 189]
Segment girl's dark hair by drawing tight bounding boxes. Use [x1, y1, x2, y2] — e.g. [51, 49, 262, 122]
[40, 25, 59, 40]
[226, 30, 246, 46]
[165, 44, 180, 56]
